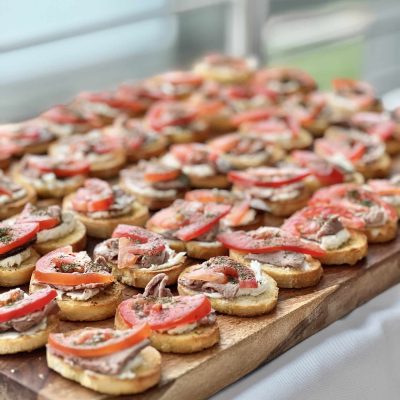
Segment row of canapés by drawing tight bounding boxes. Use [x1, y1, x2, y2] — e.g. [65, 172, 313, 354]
[0, 176, 399, 395]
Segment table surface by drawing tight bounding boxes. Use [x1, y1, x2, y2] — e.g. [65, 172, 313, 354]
[212, 283, 400, 400]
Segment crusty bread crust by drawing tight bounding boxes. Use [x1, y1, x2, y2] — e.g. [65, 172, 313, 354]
[112, 258, 188, 288]
[20, 139, 56, 155]
[230, 250, 323, 289]
[89, 151, 126, 179]
[303, 118, 329, 137]
[0, 184, 37, 220]
[30, 276, 123, 321]
[366, 219, 398, 243]
[63, 194, 149, 239]
[126, 135, 168, 162]
[47, 346, 161, 395]
[178, 268, 278, 316]
[188, 174, 230, 189]
[385, 139, 400, 155]
[0, 248, 40, 287]
[115, 312, 220, 353]
[167, 128, 211, 144]
[318, 230, 368, 265]
[355, 153, 391, 179]
[0, 315, 58, 355]
[33, 220, 87, 255]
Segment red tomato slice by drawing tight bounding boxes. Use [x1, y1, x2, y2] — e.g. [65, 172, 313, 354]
[144, 166, 180, 183]
[0, 186, 12, 197]
[118, 294, 211, 330]
[224, 200, 251, 226]
[0, 287, 57, 323]
[27, 156, 90, 178]
[17, 204, 60, 231]
[147, 102, 197, 131]
[0, 222, 39, 256]
[112, 225, 165, 255]
[351, 112, 396, 141]
[228, 167, 310, 188]
[48, 324, 150, 358]
[35, 246, 114, 286]
[175, 203, 231, 241]
[185, 189, 232, 204]
[72, 179, 114, 213]
[217, 229, 326, 257]
[232, 108, 274, 126]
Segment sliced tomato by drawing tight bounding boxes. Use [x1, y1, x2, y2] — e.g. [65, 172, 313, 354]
[144, 165, 180, 183]
[332, 79, 374, 109]
[0, 186, 12, 197]
[208, 134, 240, 153]
[112, 225, 165, 255]
[48, 324, 150, 358]
[147, 102, 197, 131]
[27, 156, 90, 178]
[217, 229, 326, 257]
[224, 200, 252, 226]
[118, 294, 211, 330]
[0, 222, 39, 256]
[17, 204, 60, 231]
[232, 108, 274, 126]
[0, 287, 57, 323]
[185, 189, 232, 204]
[169, 143, 210, 165]
[182, 269, 228, 284]
[72, 178, 114, 213]
[315, 137, 366, 163]
[228, 167, 310, 188]
[35, 246, 114, 286]
[351, 112, 395, 141]
[175, 203, 231, 241]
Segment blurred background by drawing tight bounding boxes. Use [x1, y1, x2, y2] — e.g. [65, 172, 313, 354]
[1, 0, 400, 121]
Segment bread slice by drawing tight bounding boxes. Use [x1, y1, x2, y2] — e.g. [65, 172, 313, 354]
[166, 128, 211, 144]
[288, 128, 313, 150]
[230, 250, 323, 289]
[0, 248, 40, 287]
[30, 276, 123, 321]
[0, 184, 37, 220]
[34, 220, 87, 255]
[385, 139, 400, 155]
[188, 174, 230, 189]
[89, 151, 126, 179]
[178, 267, 278, 316]
[194, 64, 252, 84]
[0, 315, 58, 355]
[115, 312, 220, 353]
[355, 153, 391, 179]
[113, 258, 187, 288]
[366, 219, 398, 243]
[63, 194, 149, 239]
[126, 135, 168, 162]
[318, 230, 368, 265]
[47, 345, 161, 395]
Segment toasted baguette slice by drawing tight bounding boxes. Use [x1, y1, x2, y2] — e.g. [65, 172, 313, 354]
[63, 194, 149, 239]
[113, 258, 187, 288]
[166, 128, 211, 144]
[356, 154, 391, 179]
[230, 250, 323, 289]
[178, 268, 278, 316]
[0, 315, 58, 355]
[386, 139, 400, 155]
[34, 220, 87, 255]
[366, 219, 398, 243]
[0, 248, 40, 287]
[115, 312, 220, 353]
[287, 128, 313, 150]
[0, 184, 37, 220]
[30, 276, 123, 321]
[89, 151, 126, 179]
[126, 135, 168, 162]
[318, 230, 368, 265]
[188, 174, 230, 189]
[47, 346, 161, 395]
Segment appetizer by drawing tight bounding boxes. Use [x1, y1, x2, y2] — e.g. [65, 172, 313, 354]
[237, 108, 313, 150]
[0, 222, 40, 286]
[46, 325, 161, 395]
[94, 225, 187, 288]
[208, 132, 285, 170]
[48, 130, 126, 178]
[12, 155, 90, 201]
[0, 287, 58, 354]
[282, 205, 368, 265]
[219, 228, 324, 289]
[116, 273, 219, 353]
[325, 78, 381, 122]
[0, 139, 19, 170]
[145, 101, 209, 143]
[251, 67, 317, 100]
[193, 53, 256, 84]
[120, 160, 189, 210]
[30, 246, 122, 321]
[15, 203, 86, 255]
[39, 104, 103, 136]
[63, 178, 148, 239]
[315, 128, 391, 179]
[146, 199, 231, 259]
[185, 189, 263, 230]
[368, 175, 400, 215]
[106, 117, 168, 162]
[161, 143, 229, 188]
[228, 167, 312, 218]
[0, 171, 36, 220]
[309, 183, 398, 243]
[350, 111, 400, 155]
[0, 120, 55, 154]
[178, 256, 278, 316]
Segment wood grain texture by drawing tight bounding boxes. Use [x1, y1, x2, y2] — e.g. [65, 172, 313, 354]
[1, 235, 400, 400]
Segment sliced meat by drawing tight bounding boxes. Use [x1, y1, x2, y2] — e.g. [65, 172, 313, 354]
[140, 251, 168, 268]
[246, 251, 306, 269]
[193, 223, 220, 242]
[94, 238, 119, 264]
[143, 273, 172, 297]
[363, 205, 387, 227]
[202, 282, 239, 298]
[315, 216, 344, 238]
[49, 339, 150, 375]
[152, 177, 188, 191]
[0, 300, 58, 332]
[198, 310, 217, 326]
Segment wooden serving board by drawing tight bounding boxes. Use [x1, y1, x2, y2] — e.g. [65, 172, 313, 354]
[1, 234, 400, 400]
